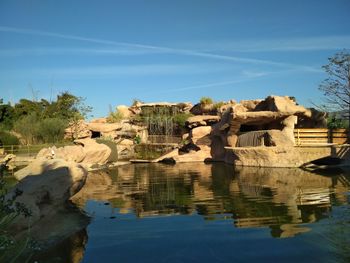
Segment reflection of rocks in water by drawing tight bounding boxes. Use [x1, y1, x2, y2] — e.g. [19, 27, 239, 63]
[71, 163, 350, 239]
[227, 166, 349, 237]
[31, 228, 88, 263]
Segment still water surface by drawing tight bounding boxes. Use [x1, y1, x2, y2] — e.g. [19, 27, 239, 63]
[34, 163, 350, 263]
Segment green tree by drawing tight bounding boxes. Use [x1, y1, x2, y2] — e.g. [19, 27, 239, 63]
[319, 51, 350, 128]
[0, 101, 15, 130]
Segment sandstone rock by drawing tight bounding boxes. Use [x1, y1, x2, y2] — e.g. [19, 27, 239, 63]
[265, 130, 295, 146]
[186, 115, 220, 128]
[177, 102, 193, 113]
[239, 99, 262, 111]
[37, 145, 86, 163]
[87, 122, 122, 133]
[190, 103, 216, 115]
[296, 108, 327, 128]
[74, 138, 112, 165]
[36, 138, 112, 166]
[64, 120, 92, 140]
[190, 126, 212, 146]
[90, 117, 107, 123]
[117, 105, 132, 119]
[281, 115, 297, 145]
[182, 133, 189, 141]
[232, 111, 287, 125]
[159, 145, 212, 163]
[175, 145, 212, 162]
[119, 138, 134, 145]
[9, 158, 88, 239]
[225, 146, 333, 167]
[254, 96, 309, 116]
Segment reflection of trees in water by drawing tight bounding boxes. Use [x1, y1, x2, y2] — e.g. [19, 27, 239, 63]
[31, 228, 88, 263]
[73, 163, 350, 239]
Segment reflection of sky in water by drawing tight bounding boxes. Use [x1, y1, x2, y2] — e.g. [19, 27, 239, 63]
[34, 163, 350, 263]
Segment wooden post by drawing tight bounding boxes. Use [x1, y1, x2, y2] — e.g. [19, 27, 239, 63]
[297, 129, 300, 145]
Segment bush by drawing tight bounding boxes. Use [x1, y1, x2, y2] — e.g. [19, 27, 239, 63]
[327, 116, 348, 129]
[13, 114, 67, 144]
[0, 131, 19, 146]
[213, 101, 225, 109]
[0, 177, 33, 262]
[200, 97, 213, 105]
[37, 118, 67, 143]
[107, 110, 123, 123]
[13, 113, 40, 144]
[173, 113, 193, 128]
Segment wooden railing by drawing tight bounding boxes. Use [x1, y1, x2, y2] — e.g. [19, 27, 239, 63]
[294, 128, 349, 145]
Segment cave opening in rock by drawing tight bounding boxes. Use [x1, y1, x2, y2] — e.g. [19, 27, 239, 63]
[91, 131, 101, 138]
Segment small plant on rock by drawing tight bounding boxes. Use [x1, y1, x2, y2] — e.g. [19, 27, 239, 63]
[200, 97, 213, 105]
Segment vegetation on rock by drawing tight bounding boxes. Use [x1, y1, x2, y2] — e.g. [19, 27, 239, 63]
[200, 97, 213, 105]
[0, 92, 92, 145]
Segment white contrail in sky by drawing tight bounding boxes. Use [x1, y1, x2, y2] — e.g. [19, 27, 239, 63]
[0, 26, 321, 72]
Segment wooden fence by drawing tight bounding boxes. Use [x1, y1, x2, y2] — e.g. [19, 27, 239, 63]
[294, 128, 348, 145]
[0, 143, 72, 158]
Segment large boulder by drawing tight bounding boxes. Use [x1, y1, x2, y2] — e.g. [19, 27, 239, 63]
[11, 159, 87, 225]
[253, 96, 310, 116]
[296, 108, 327, 128]
[225, 146, 333, 167]
[239, 99, 262, 111]
[37, 145, 86, 163]
[37, 138, 113, 166]
[74, 138, 112, 165]
[116, 105, 132, 119]
[190, 126, 212, 146]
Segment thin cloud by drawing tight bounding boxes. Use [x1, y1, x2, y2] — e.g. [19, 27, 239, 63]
[183, 36, 350, 52]
[159, 68, 309, 93]
[0, 26, 320, 71]
[2, 63, 231, 78]
[0, 47, 165, 56]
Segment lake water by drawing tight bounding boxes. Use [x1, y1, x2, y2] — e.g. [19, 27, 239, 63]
[32, 163, 350, 263]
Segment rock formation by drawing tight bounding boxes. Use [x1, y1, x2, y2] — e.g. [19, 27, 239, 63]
[61, 96, 328, 167]
[36, 138, 114, 168]
[156, 95, 328, 167]
[9, 159, 89, 236]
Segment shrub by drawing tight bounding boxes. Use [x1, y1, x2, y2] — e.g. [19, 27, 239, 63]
[37, 118, 67, 143]
[0, 177, 33, 262]
[213, 101, 225, 109]
[107, 110, 123, 123]
[13, 114, 67, 144]
[131, 99, 143, 107]
[173, 113, 193, 128]
[200, 97, 213, 105]
[134, 135, 141, 144]
[327, 116, 348, 129]
[13, 113, 40, 144]
[0, 131, 19, 146]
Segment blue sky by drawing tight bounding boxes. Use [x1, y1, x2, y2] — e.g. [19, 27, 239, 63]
[0, 0, 349, 117]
